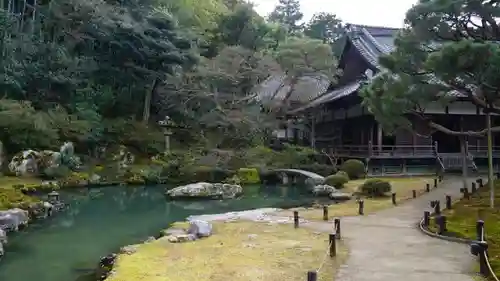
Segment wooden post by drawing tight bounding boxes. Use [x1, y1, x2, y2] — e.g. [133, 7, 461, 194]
[294, 211, 299, 228]
[437, 215, 447, 234]
[434, 201, 441, 215]
[307, 270, 317, 281]
[477, 241, 489, 277]
[476, 220, 485, 241]
[334, 218, 341, 239]
[329, 233, 336, 257]
[477, 178, 484, 188]
[412, 189, 416, 198]
[426, 183, 430, 192]
[322, 205, 328, 221]
[471, 182, 477, 194]
[391, 192, 396, 205]
[434, 178, 438, 188]
[464, 187, 470, 200]
[445, 195, 452, 209]
[423, 211, 430, 227]
[358, 200, 364, 215]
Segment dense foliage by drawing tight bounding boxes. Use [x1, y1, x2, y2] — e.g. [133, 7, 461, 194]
[0, 0, 345, 157]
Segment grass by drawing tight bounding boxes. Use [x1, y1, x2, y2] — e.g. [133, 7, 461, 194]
[107, 221, 348, 281]
[0, 176, 42, 210]
[273, 177, 433, 220]
[427, 181, 500, 277]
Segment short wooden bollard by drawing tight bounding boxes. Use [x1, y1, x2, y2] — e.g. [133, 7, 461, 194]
[307, 270, 317, 281]
[477, 178, 484, 188]
[358, 200, 364, 215]
[471, 182, 477, 194]
[412, 190, 416, 198]
[439, 174, 443, 182]
[426, 183, 430, 192]
[430, 200, 437, 208]
[463, 187, 470, 199]
[478, 241, 489, 276]
[391, 193, 397, 205]
[476, 220, 485, 241]
[434, 201, 441, 215]
[423, 211, 430, 227]
[329, 233, 336, 257]
[322, 205, 328, 221]
[334, 218, 341, 239]
[434, 178, 438, 188]
[293, 211, 299, 228]
[445, 195, 452, 209]
[436, 215, 447, 234]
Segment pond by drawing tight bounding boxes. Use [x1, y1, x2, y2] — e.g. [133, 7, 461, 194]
[0, 184, 324, 281]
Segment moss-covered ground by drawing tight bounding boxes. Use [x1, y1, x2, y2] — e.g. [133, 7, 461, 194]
[427, 180, 500, 277]
[0, 176, 42, 209]
[107, 221, 348, 281]
[273, 177, 433, 220]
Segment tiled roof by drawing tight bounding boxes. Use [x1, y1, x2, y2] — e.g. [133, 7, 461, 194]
[347, 24, 398, 69]
[288, 80, 363, 114]
[254, 73, 331, 104]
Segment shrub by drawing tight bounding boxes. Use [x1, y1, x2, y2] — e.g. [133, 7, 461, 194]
[334, 170, 349, 179]
[339, 159, 365, 179]
[237, 168, 260, 184]
[296, 164, 336, 177]
[324, 174, 349, 188]
[359, 179, 392, 197]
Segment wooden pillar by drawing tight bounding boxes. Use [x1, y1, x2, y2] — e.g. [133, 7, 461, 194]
[377, 123, 383, 151]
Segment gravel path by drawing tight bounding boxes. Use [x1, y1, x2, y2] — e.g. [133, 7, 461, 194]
[300, 176, 477, 281]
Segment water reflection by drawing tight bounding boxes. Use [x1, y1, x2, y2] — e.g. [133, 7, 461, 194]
[0, 184, 321, 281]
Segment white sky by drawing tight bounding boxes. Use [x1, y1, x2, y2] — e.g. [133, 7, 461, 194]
[250, 0, 418, 28]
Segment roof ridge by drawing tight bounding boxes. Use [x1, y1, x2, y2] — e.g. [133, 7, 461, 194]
[347, 23, 401, 31]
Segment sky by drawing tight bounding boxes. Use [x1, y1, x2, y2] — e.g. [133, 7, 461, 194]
[250, 0, 418, 28]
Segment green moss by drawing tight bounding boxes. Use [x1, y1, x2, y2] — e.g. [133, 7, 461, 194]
[435, 181, 500, 277]
[0, 187, 39, 210]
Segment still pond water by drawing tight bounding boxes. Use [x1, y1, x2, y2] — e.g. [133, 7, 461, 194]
[0, 184, 321, 281]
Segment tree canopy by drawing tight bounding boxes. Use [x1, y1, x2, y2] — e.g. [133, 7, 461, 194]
[0, 0, 345, 155]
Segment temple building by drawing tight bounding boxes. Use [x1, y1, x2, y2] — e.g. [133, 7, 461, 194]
[270, 24, 500, 175]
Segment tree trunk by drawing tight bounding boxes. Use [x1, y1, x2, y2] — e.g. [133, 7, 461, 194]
[142, 79, 159, 123]
[461, 137, 468, 191]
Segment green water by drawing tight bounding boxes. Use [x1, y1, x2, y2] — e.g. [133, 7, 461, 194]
[0, 184, 321, 281]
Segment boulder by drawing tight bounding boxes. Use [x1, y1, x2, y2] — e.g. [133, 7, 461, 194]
[187, 220, 213, 238]
[0, 241, 3, 257]
[166, 182, 242, 199]
[328, 192, 352, 201]
[0, 208, 29, 231]
[120, 245, 138, 255]
[166, 233, 197, 243]
[312, 184, 337, 196]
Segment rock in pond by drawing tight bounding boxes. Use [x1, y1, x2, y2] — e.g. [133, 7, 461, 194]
[0, 228, 6, 244]
[166, 182, 243, 199]
[0, 208, 29, 231]
[0, 241, 3, 257]
[312, 184, 337, 196]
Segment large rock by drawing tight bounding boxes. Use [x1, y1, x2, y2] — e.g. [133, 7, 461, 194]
[328, 192, 352, 201]
[166, 182, 243, 199]
[187, 220, 213, 238]
[312, 184, 337, 196]
[2, 208, 29, 230]
[0, 241, 3, 257]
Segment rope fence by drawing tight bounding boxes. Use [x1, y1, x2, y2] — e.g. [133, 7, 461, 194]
[293, 210, 341, 281]
[419, 178, 499, 281]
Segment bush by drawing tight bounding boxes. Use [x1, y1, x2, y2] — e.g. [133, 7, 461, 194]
[324, 174, 349, 188]
[237, 168, 260, 184]
[359, 179, 391, 197]
[334, 170, 349, 179]
[296, 164, 336, 177]
[339, 159, 365, 179]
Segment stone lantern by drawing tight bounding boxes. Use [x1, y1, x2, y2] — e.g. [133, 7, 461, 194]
[158, 116, 176, 153]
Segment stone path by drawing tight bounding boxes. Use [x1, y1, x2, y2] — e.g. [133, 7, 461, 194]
[300, 176, 477, 281]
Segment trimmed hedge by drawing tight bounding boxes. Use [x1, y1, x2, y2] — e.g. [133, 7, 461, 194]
[339, 159, 365, 179]
[359, 178, 391, 197]
[324, 173, 349, 188]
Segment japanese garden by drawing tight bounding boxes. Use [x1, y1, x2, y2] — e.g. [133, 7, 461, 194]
[0, 0, 499, 281]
